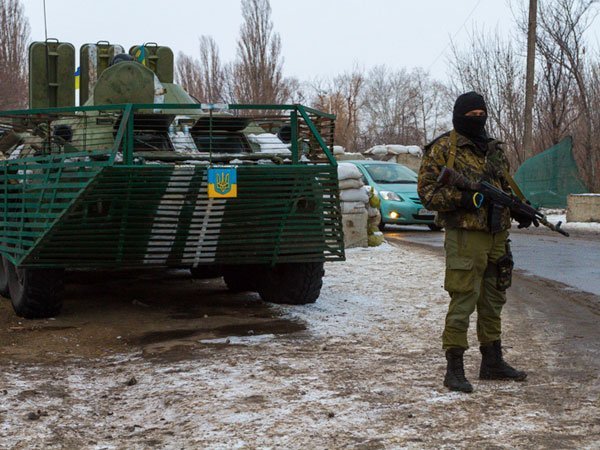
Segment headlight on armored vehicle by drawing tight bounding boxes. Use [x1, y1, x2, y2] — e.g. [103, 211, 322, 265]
[380, 191, 402, 201]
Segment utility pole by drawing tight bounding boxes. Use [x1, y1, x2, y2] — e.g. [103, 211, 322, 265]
[523, 0, 537, 161]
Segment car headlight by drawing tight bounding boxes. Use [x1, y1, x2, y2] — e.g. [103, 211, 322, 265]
[380, 191, 402, 201]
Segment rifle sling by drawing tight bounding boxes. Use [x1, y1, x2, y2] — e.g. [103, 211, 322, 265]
[503, 170, 526, 201]
[447, 130, 458, 169]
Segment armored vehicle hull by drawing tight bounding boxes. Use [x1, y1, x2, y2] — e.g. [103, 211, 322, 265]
[0, 41, 344, 318]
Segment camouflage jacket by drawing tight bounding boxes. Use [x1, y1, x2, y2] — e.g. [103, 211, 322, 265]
[417, 131, 512, 232]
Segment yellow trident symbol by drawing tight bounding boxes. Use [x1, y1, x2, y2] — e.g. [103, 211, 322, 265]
[215, 172, 230, 194]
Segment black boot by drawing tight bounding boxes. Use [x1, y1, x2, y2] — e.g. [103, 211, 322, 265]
[444, 348, 473, 393]
[479, 340, 527, 381]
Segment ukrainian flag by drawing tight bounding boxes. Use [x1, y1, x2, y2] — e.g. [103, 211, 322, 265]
[134, 45, 146, 66]
[208, 167, 237, 198]
[74, 66, 80, 89]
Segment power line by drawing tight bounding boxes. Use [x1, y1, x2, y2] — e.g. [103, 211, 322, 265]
[427, 0, 483, 72]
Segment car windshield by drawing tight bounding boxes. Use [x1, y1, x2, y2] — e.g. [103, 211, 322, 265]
[364, 164, 417, 184]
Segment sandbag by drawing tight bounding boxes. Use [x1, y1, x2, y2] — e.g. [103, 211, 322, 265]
[367, 223, 380, 234]
[367, 206, 380, 218]
[341, 201, 367, 214]
[340, 187, 369, 203]
[368, 232, 385, 247]
[365, 145, 387, 155]
[247, 133, 291, 154]
[339, 178, 364, 190]
[337, 162, 363, 180]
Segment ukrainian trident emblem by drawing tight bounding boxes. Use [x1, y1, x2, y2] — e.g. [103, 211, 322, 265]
[208, 167, 237, 198]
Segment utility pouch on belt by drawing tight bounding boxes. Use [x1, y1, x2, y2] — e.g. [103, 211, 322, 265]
[488, 203, 504, 234]
[495, 240, 514, 291]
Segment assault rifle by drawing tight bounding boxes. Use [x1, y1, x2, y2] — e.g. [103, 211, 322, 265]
[437, 167, 569, 237]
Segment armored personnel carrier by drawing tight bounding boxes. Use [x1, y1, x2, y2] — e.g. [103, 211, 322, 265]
[0, 40, 344, 318]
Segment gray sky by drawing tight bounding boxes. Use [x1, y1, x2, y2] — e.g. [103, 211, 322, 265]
[20, 0, 598, 82]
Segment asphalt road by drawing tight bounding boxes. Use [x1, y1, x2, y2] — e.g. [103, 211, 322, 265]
[384, 225, 600, 296]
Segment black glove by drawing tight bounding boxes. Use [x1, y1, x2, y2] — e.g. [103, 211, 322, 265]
[459, 191, 484, 210]
[511, 210, 540, 228]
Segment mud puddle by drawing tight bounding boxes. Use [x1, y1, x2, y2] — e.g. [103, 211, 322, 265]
[0, 269, 305, 364]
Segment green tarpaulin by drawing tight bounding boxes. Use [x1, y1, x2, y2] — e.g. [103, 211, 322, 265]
[514, 136, 588, 208]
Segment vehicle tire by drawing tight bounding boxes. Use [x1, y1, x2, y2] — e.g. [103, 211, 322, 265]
[6, 261, 64, 319]
[258, 262, 324, 305]
[378, 221, 386, 232]
[0, 257, 10, 298]
[190, 265, 222, 279]
[428, 224, 443, 231]
[222, 265, 265, 293]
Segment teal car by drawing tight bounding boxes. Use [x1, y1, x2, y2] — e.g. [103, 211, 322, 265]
[347, 160, 441, 231]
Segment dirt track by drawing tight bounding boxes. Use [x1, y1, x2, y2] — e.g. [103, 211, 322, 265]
[0, 243, 598, 449]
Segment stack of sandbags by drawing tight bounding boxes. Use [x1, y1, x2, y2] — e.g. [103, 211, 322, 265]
[247, 133, 292, 155]
[338, 163, 369, 248]
[364, 144, 422, 156]
[384, 144, 422, 156]
[363, 143, 423, 172]
[338, 163, 368, 213]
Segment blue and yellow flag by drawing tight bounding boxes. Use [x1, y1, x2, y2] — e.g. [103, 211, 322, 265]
[134, 45, 146, 66]
[74, 66, 80, 89]
[208, 167, 237, 198]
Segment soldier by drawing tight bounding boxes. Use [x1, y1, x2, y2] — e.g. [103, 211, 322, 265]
[418, 92, 530, 393]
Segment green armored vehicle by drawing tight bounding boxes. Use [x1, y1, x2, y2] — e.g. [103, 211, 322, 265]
[0, 40, 344, 319]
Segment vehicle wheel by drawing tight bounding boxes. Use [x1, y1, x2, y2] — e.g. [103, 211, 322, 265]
[428, 224, 443, 231]
[0, 256, 10, 298]
[222, 265, 265, 292]
[190, 265, 222, 279]
[378, 221, 386, 231]
[258, 262, 324, 305]
[6, 261, 64, 319]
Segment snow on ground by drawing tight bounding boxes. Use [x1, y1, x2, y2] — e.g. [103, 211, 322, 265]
[542, 208, 600, 233]
[0, 243, 598, 448]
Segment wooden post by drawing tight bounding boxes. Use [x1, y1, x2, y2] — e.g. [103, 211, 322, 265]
[523, 0, 538, 161]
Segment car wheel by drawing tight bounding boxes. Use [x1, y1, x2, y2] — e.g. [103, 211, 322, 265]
[6, 261, 64, 319]
[258, 262, 324, 305]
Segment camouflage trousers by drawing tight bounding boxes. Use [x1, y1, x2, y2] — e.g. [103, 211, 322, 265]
[442, 228, 510, 350]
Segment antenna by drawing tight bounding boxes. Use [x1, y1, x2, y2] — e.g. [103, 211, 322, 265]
[43, 0, 48, 41]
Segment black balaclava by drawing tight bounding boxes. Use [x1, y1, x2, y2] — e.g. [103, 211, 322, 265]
[452, 91, 489, 152]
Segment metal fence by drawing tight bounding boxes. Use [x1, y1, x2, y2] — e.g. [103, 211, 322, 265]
[0, 104, 344, 268]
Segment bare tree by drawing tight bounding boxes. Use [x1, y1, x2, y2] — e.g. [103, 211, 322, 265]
[448, 27, 526, 169]
[176, 52, 203, 100]
[309, 67, 365, 151]
[534, 0, 599, 190]
[282, 76, 306, 104]
[176, 36, 226, 103]
[412, 68, 450, 145]
[198, 36, 226, 103]
[232, 0, 286, 104]
[0, 0, 30, 109]
[533, 33, 578, 153]
[361, 65, 422, 149]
